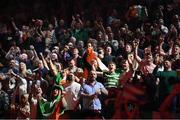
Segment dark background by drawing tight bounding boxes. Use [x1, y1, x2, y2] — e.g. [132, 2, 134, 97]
[0, 0, 174, 24]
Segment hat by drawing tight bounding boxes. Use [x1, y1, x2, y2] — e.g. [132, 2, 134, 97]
[52, 85, 64, 91]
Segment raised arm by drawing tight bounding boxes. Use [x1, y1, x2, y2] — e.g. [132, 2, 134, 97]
[133, 40, 142, 63]
[39, 52, 49, 70]
[167, 39, 174, 55]
[158, 36, 166, 56]
[5, 47, 14, 60]
[77, 15, 84, 28]
[47, 57, 58, 76]
[71, 15, 76, 29]
[30, 45, 39, 60]
[11, 18, 19, 31]
[54, 16, 58, 28]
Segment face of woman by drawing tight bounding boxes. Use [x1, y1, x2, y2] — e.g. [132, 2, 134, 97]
[53, 89, 61, 97]
[125, 44, 132, 53]
[20, 62, 26, 70]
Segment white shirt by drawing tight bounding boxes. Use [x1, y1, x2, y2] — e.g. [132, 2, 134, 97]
[64, 81, 81, 110]
[13, 76, 27, 100]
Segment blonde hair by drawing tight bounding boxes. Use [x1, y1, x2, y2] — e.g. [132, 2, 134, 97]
[20, 62, 28, 77]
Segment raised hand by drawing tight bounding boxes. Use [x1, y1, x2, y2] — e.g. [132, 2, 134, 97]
[72, 15, 75, 21]
[39, 52, 43, 58]
[30, 45, 35, 50]
[133, 39, 140, 49]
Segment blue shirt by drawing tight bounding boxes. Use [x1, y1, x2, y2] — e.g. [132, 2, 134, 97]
[80, 81, 105, 110]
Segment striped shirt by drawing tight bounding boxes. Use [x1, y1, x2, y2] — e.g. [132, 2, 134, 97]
[104, 72, 120, 88]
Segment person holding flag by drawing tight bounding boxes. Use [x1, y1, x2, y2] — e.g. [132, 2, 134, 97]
[37, 85, 67, 119]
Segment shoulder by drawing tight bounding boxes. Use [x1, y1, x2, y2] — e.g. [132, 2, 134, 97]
[73, 81, 81, 87]
[95, 81, 104, 87]
[81, 83, 89, 89]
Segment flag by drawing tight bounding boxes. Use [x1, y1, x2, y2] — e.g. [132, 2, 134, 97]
[37, 86, 65, 119]
[82, 47, 97, 79]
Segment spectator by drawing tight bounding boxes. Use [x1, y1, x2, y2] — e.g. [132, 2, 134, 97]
[71, 48, 83, 68]
[30, 84, 46, 119]
[153, 57, 179, 110]
[16, 93, 30, 119]
[63, 73, 81, 118]
[38, 85, 67, 119]
[80, 70, 108, 119]
[134, 39, 156, 75]
[0, 81, 9, 119]
[102, 46, 116, 66]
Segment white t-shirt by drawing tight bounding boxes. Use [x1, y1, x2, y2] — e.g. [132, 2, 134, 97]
[64, 81, 81, 110]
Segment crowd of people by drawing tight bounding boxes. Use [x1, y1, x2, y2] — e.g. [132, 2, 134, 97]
[0, 0, 180, 119]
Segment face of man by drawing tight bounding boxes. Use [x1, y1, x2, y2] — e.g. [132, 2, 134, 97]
[38, 60, 44, 68]
[97, 33, 102, 40]
[122, 60, 129, 70]
[75, 22, 81, 29]
[69, 59, 75, 68]
[145, 53, 153, 62]
[20, 53, 28, 62]
[9, 60, 16, 68]
[89, 71, 97, 81]
[164, 60, 172, 70]
[59, 19, 65, 26]
[73, 49, 79, 57]
[108, 32, 114, 40]
[173, 46, 180, 55]
[106, 46, 112, 54]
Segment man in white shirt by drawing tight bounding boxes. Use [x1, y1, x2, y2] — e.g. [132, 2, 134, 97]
[63, 73, 81, 118]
